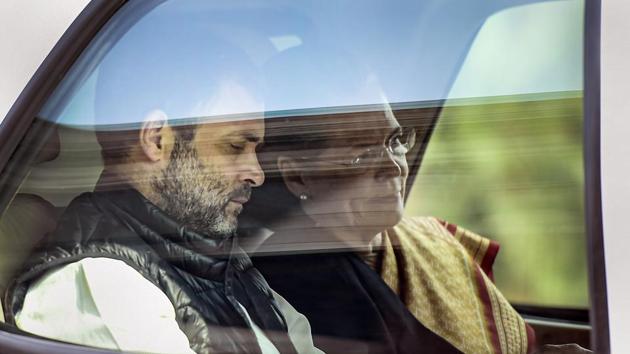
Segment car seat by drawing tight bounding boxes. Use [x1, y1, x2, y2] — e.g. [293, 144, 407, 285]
[0, 121, 103, 322]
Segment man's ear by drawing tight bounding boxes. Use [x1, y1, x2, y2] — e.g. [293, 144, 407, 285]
[139, 110, 172, 162]
[277, 156, 310, 199]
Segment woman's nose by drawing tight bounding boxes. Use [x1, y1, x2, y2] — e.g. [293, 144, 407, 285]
[374, 150, 403, 179]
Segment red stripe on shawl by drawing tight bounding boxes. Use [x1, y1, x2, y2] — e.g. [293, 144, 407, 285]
[441, 220, 458, 236]
[474, 265, 502, 354]
[437, 218, 499, 281]
[480, 240, 500, 282]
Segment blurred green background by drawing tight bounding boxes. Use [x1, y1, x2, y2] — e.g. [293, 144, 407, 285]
[405, 91, 588, 308]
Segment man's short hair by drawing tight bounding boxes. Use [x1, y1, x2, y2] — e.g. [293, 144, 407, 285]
[96, 124, 197, 165]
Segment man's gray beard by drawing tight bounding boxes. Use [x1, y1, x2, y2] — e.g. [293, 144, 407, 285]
[150, 139, 236, 238]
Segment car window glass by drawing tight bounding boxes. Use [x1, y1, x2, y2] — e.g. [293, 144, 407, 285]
[406, 0, 587, 308]
[0, 0, 590, 352]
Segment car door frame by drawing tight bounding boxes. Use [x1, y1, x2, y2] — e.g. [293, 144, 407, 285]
[583, 0, 610, 353]
[0, 0, 614, 353]
[0, 0, 125, 352]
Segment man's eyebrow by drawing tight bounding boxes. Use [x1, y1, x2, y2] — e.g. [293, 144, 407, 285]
[226, 131, 262, 143]
[382, 125, 401, 137]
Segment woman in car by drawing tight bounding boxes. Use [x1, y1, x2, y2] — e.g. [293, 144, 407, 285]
[243, 106, 535, 354]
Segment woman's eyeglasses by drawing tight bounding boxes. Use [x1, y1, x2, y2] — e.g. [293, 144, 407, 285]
[300, 127, 416, 171]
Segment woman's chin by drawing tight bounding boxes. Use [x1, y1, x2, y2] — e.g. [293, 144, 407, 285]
[355, 209, 403, 231]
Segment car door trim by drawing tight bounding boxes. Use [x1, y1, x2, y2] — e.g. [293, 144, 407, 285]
[0, 0, 126, 351]
[584, 0, 609, 353]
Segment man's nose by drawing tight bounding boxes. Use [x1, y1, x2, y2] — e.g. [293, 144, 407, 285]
[239, 153, 265, 187]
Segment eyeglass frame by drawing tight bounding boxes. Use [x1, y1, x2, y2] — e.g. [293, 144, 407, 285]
[297, 127, 417, 170]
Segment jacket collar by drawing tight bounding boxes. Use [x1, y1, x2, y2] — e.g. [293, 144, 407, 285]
[94, 188, 247, 279]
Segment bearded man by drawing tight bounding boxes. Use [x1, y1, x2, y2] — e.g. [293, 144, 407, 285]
[2, 110, 322, 354]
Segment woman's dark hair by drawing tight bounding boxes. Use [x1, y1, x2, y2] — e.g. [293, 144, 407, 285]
[241, 116, 322, 227]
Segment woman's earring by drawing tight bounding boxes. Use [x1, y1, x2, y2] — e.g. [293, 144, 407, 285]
[299, 193, 309, 201]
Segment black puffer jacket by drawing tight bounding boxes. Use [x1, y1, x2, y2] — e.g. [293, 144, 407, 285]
[3, 189, 296, 354]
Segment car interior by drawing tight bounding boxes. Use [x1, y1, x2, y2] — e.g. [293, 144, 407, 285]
[0, 1, 591, 352]
[0, 95, 591, 351]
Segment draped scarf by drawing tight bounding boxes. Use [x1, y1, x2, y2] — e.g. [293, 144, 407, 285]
[376, 217, 535, 354]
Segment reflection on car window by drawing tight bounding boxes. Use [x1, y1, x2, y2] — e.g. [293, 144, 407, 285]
[407, 0, 587, 309]
[0, 0, 589, 353]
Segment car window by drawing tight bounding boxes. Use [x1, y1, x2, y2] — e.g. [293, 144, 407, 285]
[406, 0, 587, 309]
[0, 0, 590, 353]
